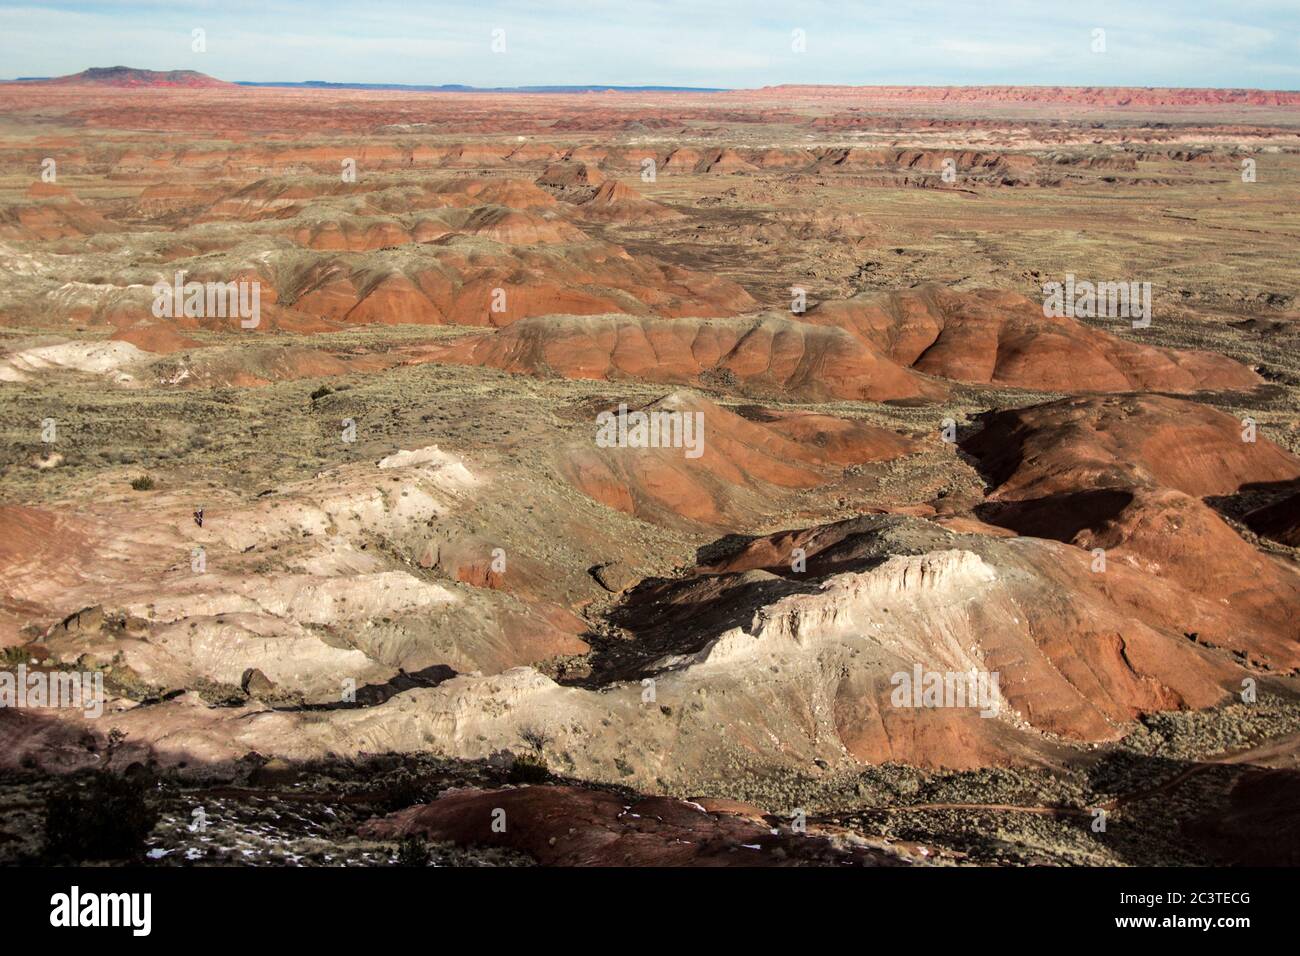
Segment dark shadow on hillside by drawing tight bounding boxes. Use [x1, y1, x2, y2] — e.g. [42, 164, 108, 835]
[4, 705, 1300, 867]
[973, 489, 1133, 542]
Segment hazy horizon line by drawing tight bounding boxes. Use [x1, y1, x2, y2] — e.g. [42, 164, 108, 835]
[7, 66, 1300, 94]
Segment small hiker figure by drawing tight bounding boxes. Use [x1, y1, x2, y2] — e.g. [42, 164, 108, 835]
[193, 508, 204, 528]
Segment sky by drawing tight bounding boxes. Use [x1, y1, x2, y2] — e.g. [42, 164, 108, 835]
[1, 0, 1298, 89]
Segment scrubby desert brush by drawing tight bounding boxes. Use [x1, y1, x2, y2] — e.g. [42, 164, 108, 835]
[517, 725, 552, 754]
[395, 835, 431, 867]
[40, 731, 160, 862]
[507, 752, 551, 785]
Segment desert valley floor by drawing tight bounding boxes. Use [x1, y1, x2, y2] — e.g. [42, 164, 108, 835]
[1, 81, 1298, 866]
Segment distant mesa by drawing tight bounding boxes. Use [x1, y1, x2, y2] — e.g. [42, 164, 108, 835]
[16, 66, 235, 89]
[745, 85, 1300, 108]
[234, 81, 730, 93]
[4, 68, 726, 94]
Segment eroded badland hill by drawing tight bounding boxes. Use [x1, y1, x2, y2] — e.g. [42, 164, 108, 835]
[1, 82, 1298, 866]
